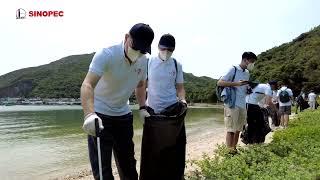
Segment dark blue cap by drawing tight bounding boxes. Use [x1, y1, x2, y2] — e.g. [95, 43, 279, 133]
[129, 23, 154, 54]
[159, 34, 175, 48]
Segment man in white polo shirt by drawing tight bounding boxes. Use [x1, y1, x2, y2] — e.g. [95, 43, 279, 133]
[217, 52, 257, 153]
[139, 34, 187, 180]
[81, 23, 154, 180]
[277, 82, 293, 128]
[245, 82, 277, 144]
[308, 90, 317, 110]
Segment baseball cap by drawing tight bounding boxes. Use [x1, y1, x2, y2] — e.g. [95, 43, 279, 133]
[129, 23, 154, 54]
[159, 34, 175, 49]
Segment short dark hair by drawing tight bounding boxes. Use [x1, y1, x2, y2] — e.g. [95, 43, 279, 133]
[242, 52, 257, 62]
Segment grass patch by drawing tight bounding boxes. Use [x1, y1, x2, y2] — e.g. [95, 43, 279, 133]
[187, 110, 320, 180]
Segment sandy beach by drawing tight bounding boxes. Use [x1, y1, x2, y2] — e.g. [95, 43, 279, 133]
[52, 112, 285, 180]
[52, 130, 274, 180]
[50, 124, 226, 180]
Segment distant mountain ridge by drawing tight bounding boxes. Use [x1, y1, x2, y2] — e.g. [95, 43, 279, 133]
[252, 25, 320, 94]
[1, 25, 319, 101]
[0, 54, 93, 98]
[0, 54, 217, 103]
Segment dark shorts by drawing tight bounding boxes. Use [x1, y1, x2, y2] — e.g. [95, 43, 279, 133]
[279, 106, 291, 115]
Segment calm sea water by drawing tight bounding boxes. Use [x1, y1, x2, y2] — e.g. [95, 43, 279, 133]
[0, 105, 224, 180]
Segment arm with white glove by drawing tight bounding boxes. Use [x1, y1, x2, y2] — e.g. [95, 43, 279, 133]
[82, 113, 104, 136]
[81, 72, 103, 136]
[135, 80, 150, 122]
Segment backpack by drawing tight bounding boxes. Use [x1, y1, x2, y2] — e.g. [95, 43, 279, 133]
[279, 88, 290, 103]
[216, 66, 236, 102]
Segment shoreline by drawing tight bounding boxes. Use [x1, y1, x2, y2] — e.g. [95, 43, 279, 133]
[53, 131, 275, 180]
[0, 104, 224, 180]
[0, 104, 223, 113]
[53, 114, 296, 180]
[51, 126, 227, 180]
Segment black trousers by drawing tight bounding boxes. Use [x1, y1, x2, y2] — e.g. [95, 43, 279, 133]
[88, 112, 138, 180]
[139, 114, 186, 180]
[246, 104, 267, 144]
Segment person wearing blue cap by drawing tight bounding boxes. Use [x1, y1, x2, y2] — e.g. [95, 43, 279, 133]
[81, 23, 154, 180]
[139, 34, 187, 180]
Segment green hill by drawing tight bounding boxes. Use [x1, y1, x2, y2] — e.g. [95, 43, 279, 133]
[251, 25, 320, 95]
[0, 54, 92, 98]
[0, 55, 217, 103]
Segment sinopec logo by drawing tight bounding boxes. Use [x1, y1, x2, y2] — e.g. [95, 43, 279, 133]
[16, 8, 27, 19]
[16, 9, 64, 19]
[29, 11, 64, 17]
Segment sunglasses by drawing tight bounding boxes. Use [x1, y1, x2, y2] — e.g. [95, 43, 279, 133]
[159, 47, 175, 52]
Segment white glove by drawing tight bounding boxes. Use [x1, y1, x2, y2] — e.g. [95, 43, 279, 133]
[82, 113, 104, 136]
[139, 106, 150, 123]
[181, 99, 187, 106]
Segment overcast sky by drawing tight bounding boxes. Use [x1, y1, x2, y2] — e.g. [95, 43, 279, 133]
[1, 0, 319, 78]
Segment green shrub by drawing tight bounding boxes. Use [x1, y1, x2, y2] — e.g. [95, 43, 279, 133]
[188, 110, 320, 179]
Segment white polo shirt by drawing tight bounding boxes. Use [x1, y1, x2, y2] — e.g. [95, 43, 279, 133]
[88, 42, 147, 116]
[277, 86, 293, 107]
[246, 84, 273, 105]
[221, 65, 250, 109]
[308, 92, 317, 102]
[146, 56, 184, 113]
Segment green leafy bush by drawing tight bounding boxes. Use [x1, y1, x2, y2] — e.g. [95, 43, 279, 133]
[188, 110, 320, 180]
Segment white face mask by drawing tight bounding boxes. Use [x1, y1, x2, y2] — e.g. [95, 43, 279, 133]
[127, 47, 142, 62]
[247, 63, 255, 71]
[159, 50, 173, 61]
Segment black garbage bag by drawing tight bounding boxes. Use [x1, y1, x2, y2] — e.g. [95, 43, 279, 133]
[241, 124, 249, 145]
[140, 101, 187, 180]
[261, 107, 272, 136]
[241, 105, 271, 145]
